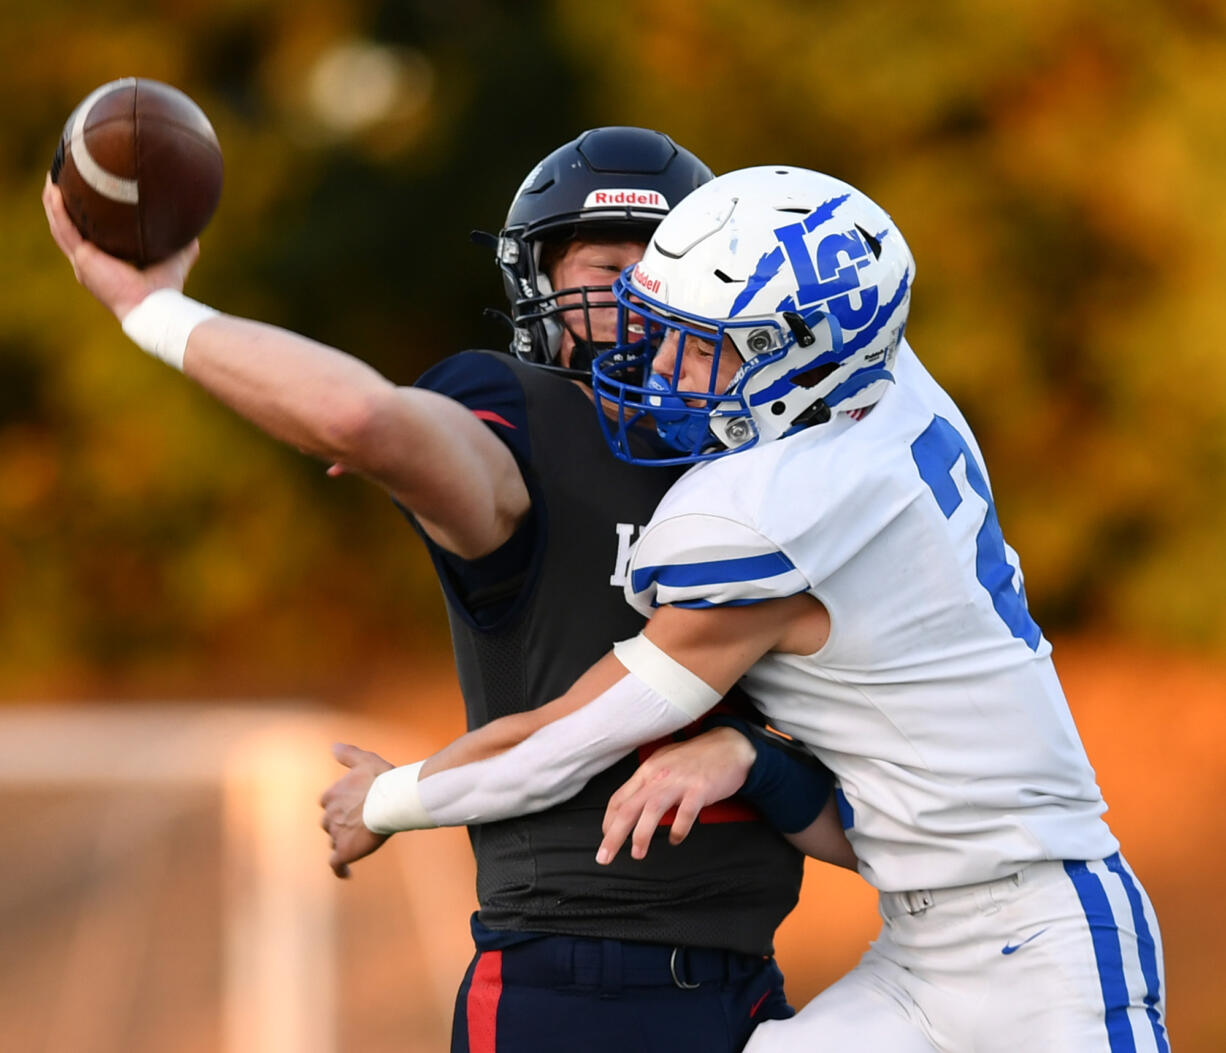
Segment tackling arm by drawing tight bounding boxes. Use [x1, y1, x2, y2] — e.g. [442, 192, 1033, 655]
[42, 178, 527, 559]
[362, 635, 722, 831]
[598, 724, 857, 870]
[349, 595, 823, 834]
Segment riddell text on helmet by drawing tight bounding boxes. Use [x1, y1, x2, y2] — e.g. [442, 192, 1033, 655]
[583, 189, 668, 209]
[632, 264, 663, 296]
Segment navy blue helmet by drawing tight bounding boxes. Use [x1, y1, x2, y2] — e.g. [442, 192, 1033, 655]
[494, 127, 713, 375]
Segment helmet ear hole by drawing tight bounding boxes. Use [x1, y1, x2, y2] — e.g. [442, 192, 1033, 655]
[790, 362, 839, 389]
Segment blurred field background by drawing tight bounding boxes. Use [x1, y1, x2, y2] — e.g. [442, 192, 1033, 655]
[1, 0, 1224, 1049]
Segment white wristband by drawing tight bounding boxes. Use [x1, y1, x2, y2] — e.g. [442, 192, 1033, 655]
[612, 633, 721, 720]
[362, 759, 435, 834]
[120, 289, 219, 371]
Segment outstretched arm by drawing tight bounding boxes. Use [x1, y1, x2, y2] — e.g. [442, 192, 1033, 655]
[42, 177, 527, 559]
[319, 718, 855, 879]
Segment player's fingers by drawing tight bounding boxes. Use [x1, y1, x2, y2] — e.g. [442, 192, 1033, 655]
[596, 801, 641, 864]
[600, 781, 661, 860]
[42, 173, 61, 220]
[44, 179, 80, 250]
[601, 790, 628, 834]
[320, 801, 344, 832]
[603, 772, 648, 825]
[43, 178, 84, 257]
[323, 813, 348, 877]
[668, 792, 703, 845]
[331, 742, 363, 768]
[630, 793, 676, 860]
[41, 174, 56, 220]
[318, 778, 348, 810]
[328, 847, 351, 879]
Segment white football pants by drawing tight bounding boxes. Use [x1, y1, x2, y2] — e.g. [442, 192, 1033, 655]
[747, 854, 1168, 1053]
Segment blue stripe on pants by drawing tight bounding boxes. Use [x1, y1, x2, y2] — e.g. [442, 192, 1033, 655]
[1104, 854, 1169, 1053]
[1063, 860, 1136, 1052]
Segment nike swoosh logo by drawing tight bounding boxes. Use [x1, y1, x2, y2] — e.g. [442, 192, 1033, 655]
[1001, 928, 1048, 955]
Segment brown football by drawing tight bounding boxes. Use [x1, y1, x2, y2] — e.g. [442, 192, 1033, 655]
[51, 78, 223, 267]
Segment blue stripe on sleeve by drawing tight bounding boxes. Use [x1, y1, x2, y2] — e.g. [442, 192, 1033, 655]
[667, 588, 810, 610]
[1104, 854, 1169, 1053]
[1063, 860, 1137, 1053]
[670, 596, 771, 609]
[631, 550, 798, 596]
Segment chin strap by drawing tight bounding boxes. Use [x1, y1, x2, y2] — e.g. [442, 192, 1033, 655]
[563, 333, 617, 377]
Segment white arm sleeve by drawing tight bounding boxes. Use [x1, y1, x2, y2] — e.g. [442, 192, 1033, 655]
[362, 634, 720, 834]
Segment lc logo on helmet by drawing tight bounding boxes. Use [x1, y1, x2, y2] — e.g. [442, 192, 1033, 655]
[776, 221, 881, 332]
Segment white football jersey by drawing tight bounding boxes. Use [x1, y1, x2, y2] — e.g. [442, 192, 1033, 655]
[627, 344, 1119, 891]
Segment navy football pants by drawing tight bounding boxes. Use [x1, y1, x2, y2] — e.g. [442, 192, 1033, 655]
[450, 932, 793, 1052]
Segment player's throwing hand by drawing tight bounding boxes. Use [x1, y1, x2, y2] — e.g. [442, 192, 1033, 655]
[42, 174, 198, 321]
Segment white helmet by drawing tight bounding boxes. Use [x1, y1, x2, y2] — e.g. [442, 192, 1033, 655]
[593, 166, 914, 464]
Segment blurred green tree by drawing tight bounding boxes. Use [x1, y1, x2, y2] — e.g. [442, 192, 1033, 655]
[2, 0, 1225, 699]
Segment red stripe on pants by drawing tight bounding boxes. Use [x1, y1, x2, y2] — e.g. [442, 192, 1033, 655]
[466, 950, 503, 1053]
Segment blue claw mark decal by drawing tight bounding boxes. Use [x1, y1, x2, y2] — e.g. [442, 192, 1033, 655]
[839, 268, 910, 353]
[729, 195, 851, 318]
[729, 245, 785, 318]
[803, 193, 851, 232]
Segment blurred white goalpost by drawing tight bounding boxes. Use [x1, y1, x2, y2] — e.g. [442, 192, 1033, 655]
[0, 704, 467, 1053]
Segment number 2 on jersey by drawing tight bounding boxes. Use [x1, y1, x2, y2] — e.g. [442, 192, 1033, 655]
[911, 415, 1042, 651]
